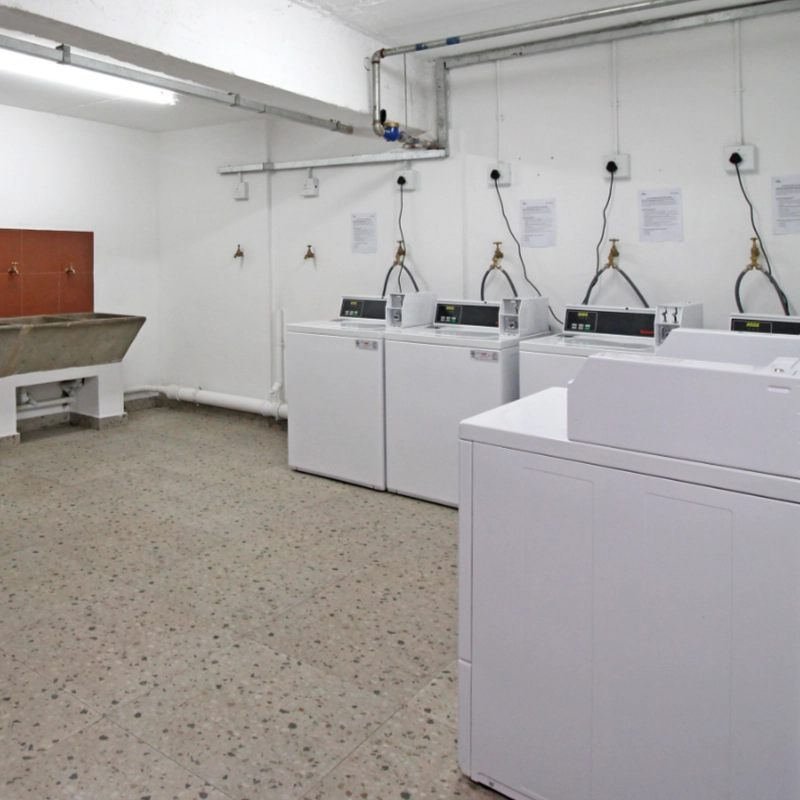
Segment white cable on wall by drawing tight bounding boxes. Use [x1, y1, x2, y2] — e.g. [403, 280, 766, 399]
[612, 40, 621, 154]
[496, 60, 503, 162]
[733, 19, 745, 146]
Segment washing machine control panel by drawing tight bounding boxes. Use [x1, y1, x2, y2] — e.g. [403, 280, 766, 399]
[564, 306, 655, 338]
[435, 303, 500, 328]
[731, 314, 800, 335]
[340, 297, 387, 320]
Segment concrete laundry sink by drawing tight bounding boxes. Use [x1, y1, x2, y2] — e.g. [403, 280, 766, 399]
[0, 312, 146, 378]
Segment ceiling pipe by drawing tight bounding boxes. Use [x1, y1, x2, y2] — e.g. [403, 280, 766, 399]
[371, 0, 704, 142]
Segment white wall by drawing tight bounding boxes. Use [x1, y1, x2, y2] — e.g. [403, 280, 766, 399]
[157, 118, 272, 398]
[0, 104, 160, 387]
[262, 10, 800, 349]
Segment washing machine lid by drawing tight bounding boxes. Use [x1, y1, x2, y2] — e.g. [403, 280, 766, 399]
[519, 331, 656, 357]
[286, 319, 387, 337]
[459, 388, 800, 503]
[384, 324, 527, 349]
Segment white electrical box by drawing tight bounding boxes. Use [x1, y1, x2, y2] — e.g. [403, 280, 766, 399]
[488, 163, 512, 187]
[397, 170, 418, 191]
[724, 144, 757, 173]
[603, 153, 631, 180]
[234, 181, 249, 200]
[301, 177, 320, 198]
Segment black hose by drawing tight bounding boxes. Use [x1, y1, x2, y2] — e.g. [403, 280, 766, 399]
[735, 268, 791, 316]
[480, 267, 518, 301]
[595, 172, 615, 275]
[582, 264, 650, 308]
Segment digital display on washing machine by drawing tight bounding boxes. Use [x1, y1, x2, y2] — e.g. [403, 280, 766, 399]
[731, 317, 800, 335]
[340, 298, 387, 320]
[435, 303, 499, 327]
[564, 308, 655, 337]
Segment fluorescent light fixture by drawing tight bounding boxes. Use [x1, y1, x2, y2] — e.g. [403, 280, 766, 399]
[0, 48, 177, 105]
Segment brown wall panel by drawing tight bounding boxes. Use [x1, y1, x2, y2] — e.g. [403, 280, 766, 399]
[0, 228, 93, 318]
[60, 272, 94, 313]
[0, 275, 23, 317]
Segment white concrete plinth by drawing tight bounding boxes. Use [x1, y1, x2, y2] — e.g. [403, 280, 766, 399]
[0, 363, 126, 443]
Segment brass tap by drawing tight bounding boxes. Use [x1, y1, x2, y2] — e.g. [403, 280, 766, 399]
[65, 263, 76, 275]
[393, 240, 405, 266]
[491, 242, 504, 270]
[234, 245, 244, 259]
[8, 262, 18, 275]
[748, 237, 763, 271]
[304, 245, 315, 260]
[605, 239, 620, 269]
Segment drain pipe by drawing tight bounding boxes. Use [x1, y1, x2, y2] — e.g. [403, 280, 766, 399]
[126, 385, 288, 420]
[371, 0, 702, 142]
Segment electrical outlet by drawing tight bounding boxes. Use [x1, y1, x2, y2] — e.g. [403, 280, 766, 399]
[234, 181, 249, 200]
[397, 170, 419, 191]
[724, 144, 757, 173]
[301, 177, 319, 198]
[604, 153, 631, 180]
[488, 163, 512, 187]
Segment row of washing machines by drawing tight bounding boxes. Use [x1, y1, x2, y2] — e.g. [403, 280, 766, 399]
[285, 292, 715, 506]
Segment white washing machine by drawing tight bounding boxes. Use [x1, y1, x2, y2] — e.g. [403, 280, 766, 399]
[519, 303, 703, 397]
[286, 292, 435, 489]
[384, 296, 550, 507]
[459, 337, 800, 800]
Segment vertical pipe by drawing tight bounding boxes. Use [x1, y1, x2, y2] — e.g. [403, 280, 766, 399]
[612, 41, 621, 153]
[733, 19, 745, 145]
[495, 61, 503, 162]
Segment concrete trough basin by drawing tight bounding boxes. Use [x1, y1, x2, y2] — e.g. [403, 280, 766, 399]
[0, 312, 146, 378]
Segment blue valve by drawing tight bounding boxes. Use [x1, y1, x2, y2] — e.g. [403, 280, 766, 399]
[383, 121, 401, 142]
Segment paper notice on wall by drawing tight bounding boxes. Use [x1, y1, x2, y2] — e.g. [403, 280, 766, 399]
[351, 212, 378, 254]
[520, 199, 557, 248]
[772, 176, 800, 235]
[638, 188, 683, 243]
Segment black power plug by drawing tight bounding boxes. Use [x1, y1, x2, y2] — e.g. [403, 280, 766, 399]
[397, 175, 407, 186]
[490, 168, 501, 181]
[729, 151, 743, 166]
[606, 160, 619, 174]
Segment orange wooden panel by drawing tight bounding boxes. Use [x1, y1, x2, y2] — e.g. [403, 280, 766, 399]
[0, 274, 23, 318]
[22, 273, 60, 316]
[59, 272, 94, 313]
[22, 230, 62, 274]
[0, 229, 23, 275]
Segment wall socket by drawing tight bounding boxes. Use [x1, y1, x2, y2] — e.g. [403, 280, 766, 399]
[604, 153, 631, 180]
[397, 170, 419, 191]
[488, 163, 512, 187]
[724, 144, 757, 173]
[301, 177, 320, 197]
[233, 180, 249, 200]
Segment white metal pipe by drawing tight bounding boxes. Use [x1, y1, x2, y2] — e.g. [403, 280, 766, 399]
[125, 385, 288, 420]
[16, 397, 74, 411]
[733, 19, 745, 145]
[218, 149, 448, 174]
[370, 0, 703, 138]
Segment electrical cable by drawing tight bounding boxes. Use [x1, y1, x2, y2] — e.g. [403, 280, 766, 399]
[493, 176, 563, 326]
[732, 159, 791, 315]
[381, 181, 419, 297]
[581, 163, 649, 308]
[480, 266, 518, 301]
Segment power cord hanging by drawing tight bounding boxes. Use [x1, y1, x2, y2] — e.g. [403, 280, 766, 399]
[381, 179, 419, 297]
[492, 175, 562, 325]
[731, 155, 790, 315]
[581, 162, 649, 308]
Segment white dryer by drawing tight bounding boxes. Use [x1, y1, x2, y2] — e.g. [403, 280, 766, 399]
[286, 293, 435, 489]
[519, 303, 702, 397]
[384, 297, 550, 507]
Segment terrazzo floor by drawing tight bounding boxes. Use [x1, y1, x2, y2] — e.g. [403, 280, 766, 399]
[0, 406, 498, 800]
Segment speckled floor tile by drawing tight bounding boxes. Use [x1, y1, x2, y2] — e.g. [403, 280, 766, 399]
[1, 718, 225, 799]
[0, 650, 101, 769]
[247, 574, 457, 704]
[406, 662, 459, 730]
[302, 706, 494, 800]
[111, 639, 395, 800]
[0, 593, 237, 714]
